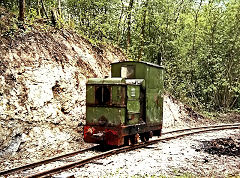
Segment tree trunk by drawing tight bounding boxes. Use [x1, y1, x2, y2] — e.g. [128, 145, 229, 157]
[174, 0, 184, 23]
[19, 0, 25, 22]
[116, 0, 124, 43]
[126, 0, 134, 52]
[138, 0, 148, 61]
[191, 0, 202, 84]
[57, 0, 61, 16]
[37, 0, 41, 17]
[192, 0, 203, 56]
[41, 0, 48, 19]
[51, 9, 57, 27]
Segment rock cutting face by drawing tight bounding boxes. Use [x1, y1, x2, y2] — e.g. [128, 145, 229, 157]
[0, 13, 127, 171]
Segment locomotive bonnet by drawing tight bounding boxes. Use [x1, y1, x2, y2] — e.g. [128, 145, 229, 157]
[84, 61, 164, 146]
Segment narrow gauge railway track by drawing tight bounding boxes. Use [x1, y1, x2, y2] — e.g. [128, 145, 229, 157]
[1, 123, 240, 178]
[0, 146, 100, 177]
[162, 122, 240, 136]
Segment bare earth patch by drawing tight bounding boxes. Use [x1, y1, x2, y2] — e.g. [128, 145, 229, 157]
[200, 137, 240, 157]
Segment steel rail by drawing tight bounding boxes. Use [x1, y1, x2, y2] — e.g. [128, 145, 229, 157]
[162, 123, 240, 135]
[0, 145, 100, 176]
[27, 124, 240, 178]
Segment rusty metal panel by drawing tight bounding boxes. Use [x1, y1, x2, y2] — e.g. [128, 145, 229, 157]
[86, 107, 125, 126]
[147, 66, 164, 90]
[111, 61, 164, 126]
[87, 85, 126, 107]
[127, 113, 141, 125]
[127, 100, 140, 114]
[86, 85, 95, 105]
[145, 66, 163, 124]
[111, 86, 126, 106]
[146, 90, 163, 124]
[84, 126, 124, 146]
[87, 78, 126, 85]
[126, 85, 141, 125]
[127, 85, 140, 100]
[85, 61, 164, 146]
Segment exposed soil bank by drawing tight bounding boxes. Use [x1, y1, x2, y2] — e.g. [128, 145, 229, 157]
[0, 12, 127, 169]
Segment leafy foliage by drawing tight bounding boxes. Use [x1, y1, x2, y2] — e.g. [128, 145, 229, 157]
[1, 0, 240, 111]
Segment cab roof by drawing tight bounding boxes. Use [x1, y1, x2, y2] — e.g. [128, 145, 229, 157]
[87, 78, 126, 85]
[111, 61, 164, 69]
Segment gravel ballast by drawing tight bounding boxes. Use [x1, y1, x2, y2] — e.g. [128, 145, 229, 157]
[58, 129, 240, 177]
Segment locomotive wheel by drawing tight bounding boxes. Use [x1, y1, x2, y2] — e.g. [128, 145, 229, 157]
[130, 136, 135, 145]
[124, 136, 131, 146]
[124, 134, 139, 145]
[140, 132, 150, 142]
[144, 132, 150, 141]
[149, 131, 153, 138]
[140, 133, 146, 142]
[134, 133, 139, 144]
[130, 134, 139, 145]
[153, 129, 161, 136]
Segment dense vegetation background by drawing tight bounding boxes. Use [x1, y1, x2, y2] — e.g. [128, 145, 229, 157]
[1, 0, 239, 113]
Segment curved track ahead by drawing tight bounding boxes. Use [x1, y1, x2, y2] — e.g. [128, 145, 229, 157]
[1, 123, 239, 177]
[0, 146, 99, 177]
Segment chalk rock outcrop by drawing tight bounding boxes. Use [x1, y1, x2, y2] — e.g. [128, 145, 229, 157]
[0, 28, 126, 162]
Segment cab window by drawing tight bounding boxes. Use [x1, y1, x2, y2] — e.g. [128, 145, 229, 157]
[95, 86, 111, 105]
[121, 65, 135, 79]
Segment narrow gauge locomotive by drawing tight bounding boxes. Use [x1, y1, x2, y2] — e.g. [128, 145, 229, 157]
[84, 61, 164, 146]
